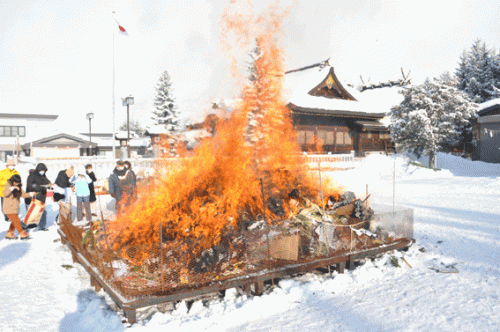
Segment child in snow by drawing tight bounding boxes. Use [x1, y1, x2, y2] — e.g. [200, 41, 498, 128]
[3, 174, 36, 240]
[71, 168, 93, 225]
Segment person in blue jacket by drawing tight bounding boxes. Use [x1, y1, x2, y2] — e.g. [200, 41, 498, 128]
[71, 167, 92, 225]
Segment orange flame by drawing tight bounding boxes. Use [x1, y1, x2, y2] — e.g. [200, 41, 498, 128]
[103, 1, 341, 264]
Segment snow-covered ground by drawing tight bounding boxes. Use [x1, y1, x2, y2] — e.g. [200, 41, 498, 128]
[1, 152, 499, 331]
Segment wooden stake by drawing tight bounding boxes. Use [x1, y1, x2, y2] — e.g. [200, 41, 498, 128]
[260, 178, 271, 260]
[160, 221, 164, 293]
[402, 257, 412, 268]
[318, 162, 325, 212]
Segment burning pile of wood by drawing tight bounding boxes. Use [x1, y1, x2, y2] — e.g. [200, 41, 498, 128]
[75, 188, 404, 296]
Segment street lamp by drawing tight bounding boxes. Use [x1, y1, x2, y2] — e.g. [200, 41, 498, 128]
[122, 95, 134, 158]
[86, 112, 94, 156]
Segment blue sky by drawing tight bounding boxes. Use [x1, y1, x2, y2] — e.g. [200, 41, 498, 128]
[1, 0, 499, 133]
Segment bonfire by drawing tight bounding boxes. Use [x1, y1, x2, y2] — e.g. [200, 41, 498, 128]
[74, 1, 407, 295]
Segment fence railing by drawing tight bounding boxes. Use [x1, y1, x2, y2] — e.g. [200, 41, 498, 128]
[304, 151, 356, 170]
[19, 152, 356, 178]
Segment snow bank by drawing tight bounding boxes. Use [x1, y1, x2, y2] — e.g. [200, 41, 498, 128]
[1, 152, 500, 331]
[411, 152, 500, 178]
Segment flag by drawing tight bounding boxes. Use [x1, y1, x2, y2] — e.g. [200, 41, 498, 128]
[113, 15, 129, 36]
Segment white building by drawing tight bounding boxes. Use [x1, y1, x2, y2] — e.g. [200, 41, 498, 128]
[0, 113, 59, 162]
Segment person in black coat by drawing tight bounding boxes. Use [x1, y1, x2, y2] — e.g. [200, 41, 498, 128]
[123, 161, 137, 202]
[108, 160, 129, 214]
[53, 167, 74, 203]
[25, 163, 52, 231]
[85, 164, 97, 217]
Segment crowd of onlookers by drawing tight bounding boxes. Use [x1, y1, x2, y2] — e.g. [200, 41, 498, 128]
[0, 159, 137, 240]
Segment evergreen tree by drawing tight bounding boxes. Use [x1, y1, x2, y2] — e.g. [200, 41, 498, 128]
[152, 70, 182, 156]
[153, 70, 181, 132]
[455, 39, 500, 103]
[390, 74, 478, 168]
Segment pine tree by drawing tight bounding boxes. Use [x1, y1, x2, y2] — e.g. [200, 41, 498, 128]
[455, 39, 500, 103]
[152, 70, 181, 156]
[153, 70, 180, 132]
[390, 74, 478, 168]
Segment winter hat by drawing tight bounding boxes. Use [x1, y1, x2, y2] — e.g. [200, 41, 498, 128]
[116, 160, 125, 166]
[6, 159, 15, 167]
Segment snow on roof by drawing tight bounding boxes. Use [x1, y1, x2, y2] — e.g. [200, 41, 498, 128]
[284, 65, 404, 115]
[183, 128, 212, 141]
[115, 131, 138, 139]
[144, 125, 170, 135]
[360, 85, 405, 114]
[128, 138, 149, 147]
[478, 98, 500, 112]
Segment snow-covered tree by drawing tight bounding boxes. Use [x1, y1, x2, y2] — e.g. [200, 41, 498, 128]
[153, 70, 181, 132]
[455, 39, 500, 103]
[390, 74, 478, 168]
[153, 70, 182, 156]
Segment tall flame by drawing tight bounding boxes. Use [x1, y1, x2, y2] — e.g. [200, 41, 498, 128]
[104, 1, 341, 264]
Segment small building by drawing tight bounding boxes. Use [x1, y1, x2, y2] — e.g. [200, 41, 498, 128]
[0, 113, 59, 162]
[20, 133, 97, 159]
[472, 98, 500, 163]
[285, 65, 401, 156]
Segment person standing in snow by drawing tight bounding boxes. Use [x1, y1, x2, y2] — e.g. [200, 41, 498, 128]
[0, 159, 20, 222]
[26, 163, 52, 231]
[108, 160, 129, 215]
[85, 164, 98, 217]
[71, 167, 93, 225]
[123, 160, 137, 203]
[53, 166, 75, 203]
[3, 174, 36, 239]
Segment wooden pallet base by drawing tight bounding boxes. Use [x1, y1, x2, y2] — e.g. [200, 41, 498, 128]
[57, 228, 412, 324]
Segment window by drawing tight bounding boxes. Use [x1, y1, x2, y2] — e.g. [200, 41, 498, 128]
[380, 133, 391, 139]
[336, 131, 344, 145]
[297, 131, 306, 145]
[306, 130, 315, 145]
[344, 132, 352, 145]
[0, 126, 26, 137]
[317, 130, 327, 144]
[326, 132, 334, 145]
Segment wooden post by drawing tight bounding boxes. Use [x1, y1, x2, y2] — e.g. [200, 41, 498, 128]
[318, 162, 325, 212]
[254, 281, 264, 296]
[124, 308, 137, 324]
[336, 262, 345, 274]
[160, 221, 164, 294]
[365, 184, 369, 207]
[242, 284, 251, 294]
[90, 276, 102, 292]
[260, 178, 271, 260]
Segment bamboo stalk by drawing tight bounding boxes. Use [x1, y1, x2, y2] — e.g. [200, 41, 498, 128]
[160, 221, 164, 293]
[318, 162, 325, 212]
[260, 178, 271, 260]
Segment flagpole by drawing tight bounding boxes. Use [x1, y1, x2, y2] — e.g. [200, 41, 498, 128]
[112, 31, 116, 158]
